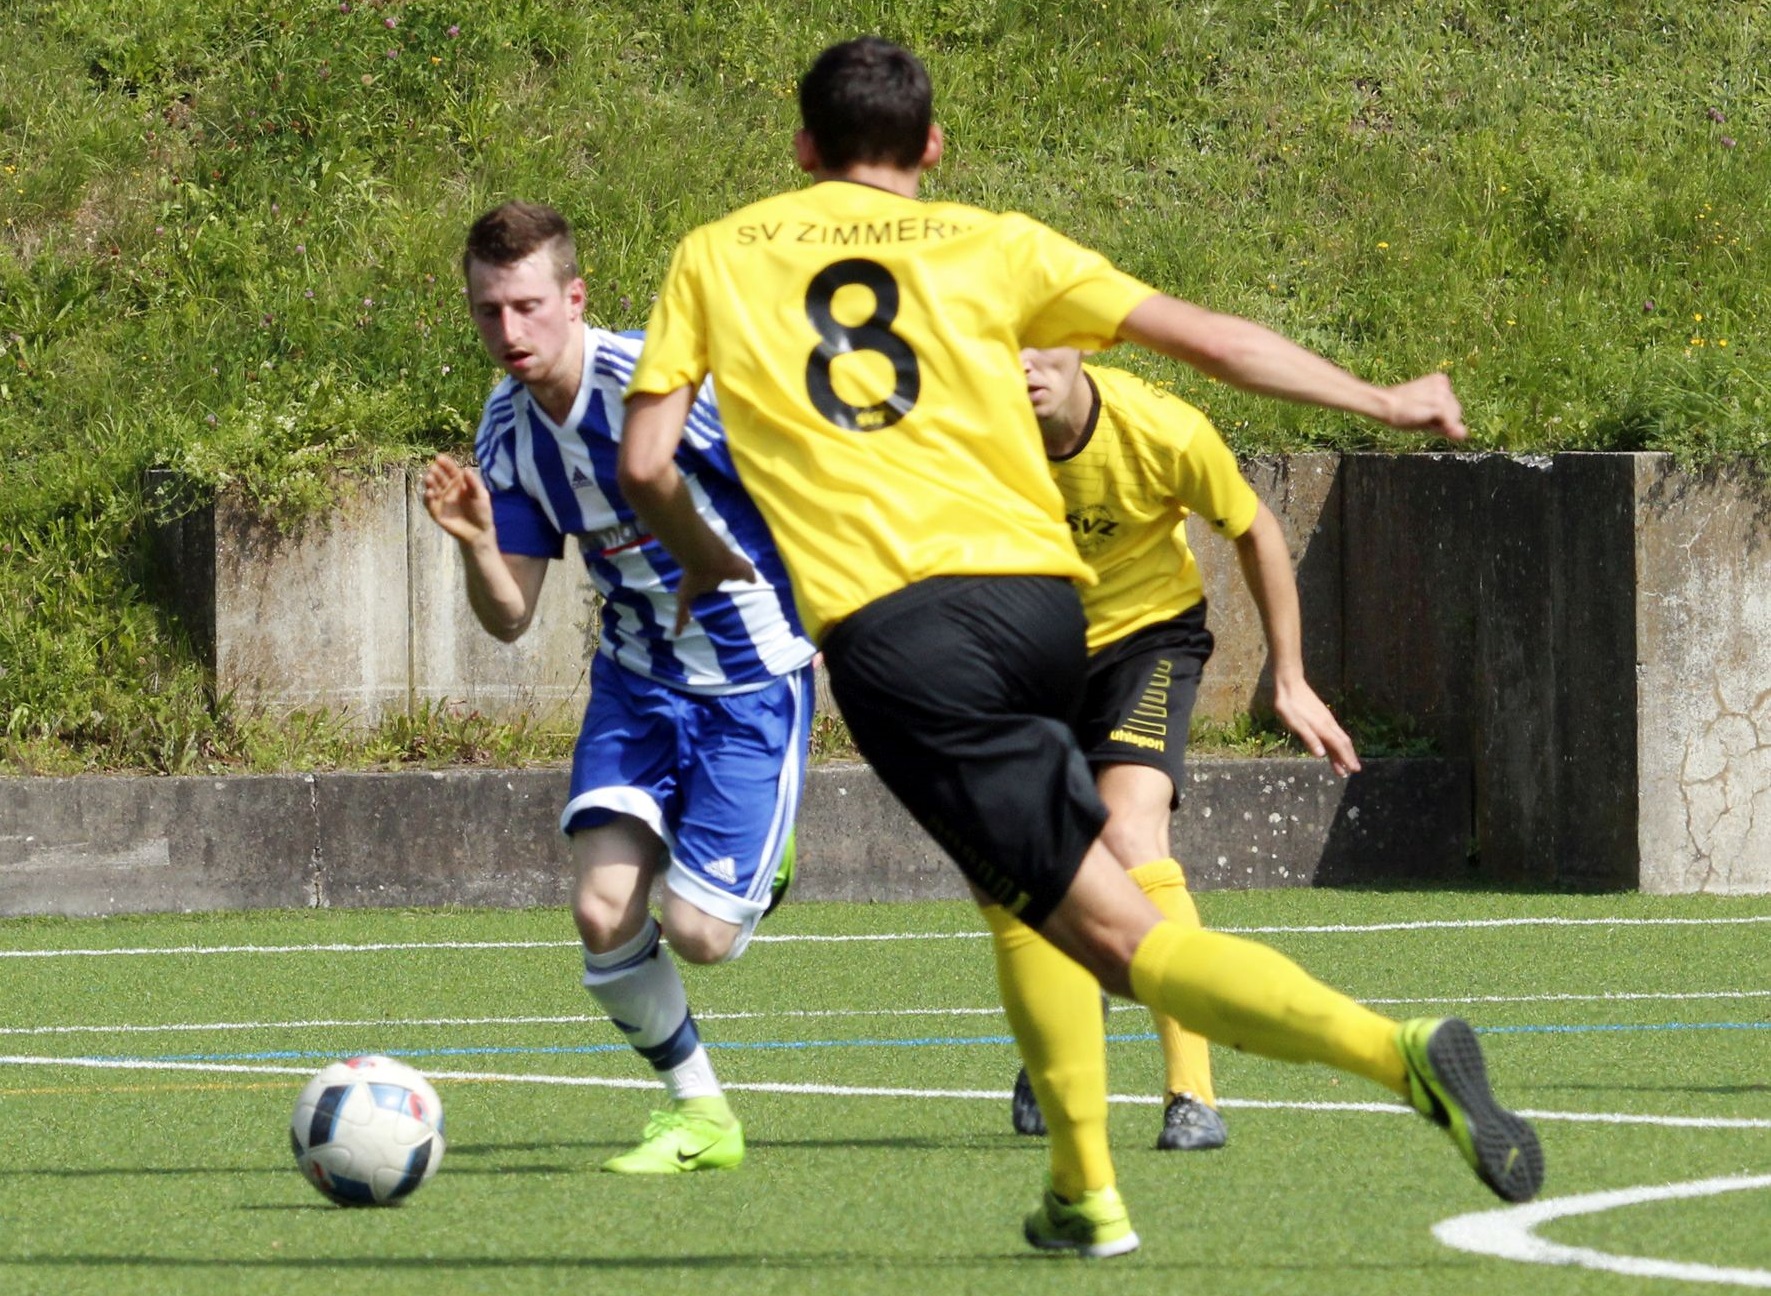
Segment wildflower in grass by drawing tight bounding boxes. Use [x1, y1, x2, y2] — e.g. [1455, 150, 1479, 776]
[387, 48, 399, 58]
[448, 24, 460, 37]
[338, 1, 349, 10]
[1709, 107, 1727, 123]
[1643, 300, 1655, 313]
[1376, 241, 1389, 249]
[295, 243, 305, 254]
[1721, 136, 1736, 149]
[384, 15, 397, 27]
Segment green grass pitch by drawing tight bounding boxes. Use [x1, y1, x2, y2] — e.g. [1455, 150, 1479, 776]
[2, 889, 1768, 1295]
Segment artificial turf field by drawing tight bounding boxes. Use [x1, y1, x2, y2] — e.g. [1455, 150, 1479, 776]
[2, 889, 1768, 1295]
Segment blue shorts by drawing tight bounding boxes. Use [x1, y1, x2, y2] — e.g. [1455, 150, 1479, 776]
[562, 655, 814, 932]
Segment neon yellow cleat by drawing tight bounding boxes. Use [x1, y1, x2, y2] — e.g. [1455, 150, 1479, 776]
[1023, 1184, 1140, 1258]
[764, 827, 796, 918]
[601, 1101, 744, 1174]
[1398, 1016, 1544, 1202]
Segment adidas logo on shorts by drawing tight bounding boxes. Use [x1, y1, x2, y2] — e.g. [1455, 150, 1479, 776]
[705, 857, 738, 884]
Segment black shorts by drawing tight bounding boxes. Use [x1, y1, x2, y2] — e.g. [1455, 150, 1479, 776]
[820, 576, 1107, 928]
[1072, 603, 1213, 808]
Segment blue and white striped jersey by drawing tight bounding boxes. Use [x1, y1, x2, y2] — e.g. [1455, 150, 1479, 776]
[473, 325, 814, 694]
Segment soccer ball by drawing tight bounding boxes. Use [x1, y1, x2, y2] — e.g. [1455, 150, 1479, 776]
[290, 1055, 445, 1206]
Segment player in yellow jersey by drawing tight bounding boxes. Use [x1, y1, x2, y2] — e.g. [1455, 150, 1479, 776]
[619, 36, 1543, 1257]
[1006, 347, 1362, 1154]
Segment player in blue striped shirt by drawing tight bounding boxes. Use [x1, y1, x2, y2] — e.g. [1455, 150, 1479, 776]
[422, 201, 816, 1174]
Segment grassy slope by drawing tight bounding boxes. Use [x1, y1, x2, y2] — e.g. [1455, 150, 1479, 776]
[0, 0, 1766, 769]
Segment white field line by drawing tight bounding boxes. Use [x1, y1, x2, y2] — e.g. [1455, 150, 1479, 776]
[1435, 1175, 1771, 1287]
[3, 913, 1771, 959]
[4, 1054, 1771, 1132]
[4, 987, 1770, 1039]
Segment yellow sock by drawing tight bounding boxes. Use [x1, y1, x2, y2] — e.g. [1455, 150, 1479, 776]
[1127, 858, 1216, 1106]
[981, 904, 1115, 1199]
[1128, 920, 1408, 1096]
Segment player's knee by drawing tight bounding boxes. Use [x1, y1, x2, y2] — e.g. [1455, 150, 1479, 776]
[660, 903, 744, 965]
[665, 925, 737, 964]
[573, 890, 640, 953]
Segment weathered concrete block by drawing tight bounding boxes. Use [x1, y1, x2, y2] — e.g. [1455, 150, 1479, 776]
[312, 770, 574, 909]
[152, 469, 596, 727]
[0, 759, 1474, 915]
[1174, 757, 1473, 889]
[1190, 453, 1343, 721]
[406, 474, 595, 725]
[1632, 458, 1771, 893]
[212, 472, 412, 719]
[1340, 453, 1585, 887]
[794, 763, 970, 902]
[0, 775, 314, 916]
[1338, 450, 1771, 894]
[1549, 453, 1641, 889]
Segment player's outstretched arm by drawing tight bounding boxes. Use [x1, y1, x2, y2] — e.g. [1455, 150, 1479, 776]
[1119, 295, 1467, 442]
[1232, 502, 1359, 777]
[619, 387, 757, 635]
[421, 452, 546, 643]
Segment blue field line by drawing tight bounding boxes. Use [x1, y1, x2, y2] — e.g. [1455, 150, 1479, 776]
[84, 1019, 1771, 1068]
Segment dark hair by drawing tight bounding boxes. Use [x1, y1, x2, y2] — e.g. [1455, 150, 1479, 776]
[798, 37, 932, 170]
[461, 200, 579, 282]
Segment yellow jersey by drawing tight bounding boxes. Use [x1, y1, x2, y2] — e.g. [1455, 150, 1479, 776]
[628, 180, 1155, 641]
[1052, 364, 1260, 653]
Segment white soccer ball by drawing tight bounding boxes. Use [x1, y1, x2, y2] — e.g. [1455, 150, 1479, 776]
[290, 1055, 446, 1206]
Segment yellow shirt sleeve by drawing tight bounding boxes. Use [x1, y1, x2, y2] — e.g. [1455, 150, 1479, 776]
[627, 234, 709, 397]
[998, 215, 1156, 350]
[1165, 417, 1260, 541]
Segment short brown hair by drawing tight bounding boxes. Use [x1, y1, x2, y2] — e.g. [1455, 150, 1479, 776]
[461, 201, 580, 282]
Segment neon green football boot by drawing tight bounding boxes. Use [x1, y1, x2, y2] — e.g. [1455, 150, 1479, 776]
[1398, 1016, 1544, 1202]
[600, 1098, 745, 1174]
[1023, 1183, 1140, 1258]
[763, 827, 797, 918]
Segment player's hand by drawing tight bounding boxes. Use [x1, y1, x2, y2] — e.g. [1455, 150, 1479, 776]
[1381, 373, 1466, 442]
[1272, 679, 1360, 778]
[422, 453, 494, 545]
[671, 548, 758, 636]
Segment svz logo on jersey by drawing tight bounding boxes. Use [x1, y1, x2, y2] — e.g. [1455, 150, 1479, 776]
[1067, 505, 1119, 554]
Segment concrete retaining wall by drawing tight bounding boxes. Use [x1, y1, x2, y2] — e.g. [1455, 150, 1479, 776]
[142, 451, 1771, 894]
[0, 758, 1469, 917]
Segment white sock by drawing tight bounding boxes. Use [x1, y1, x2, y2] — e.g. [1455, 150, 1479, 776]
[661, 1045, 724, 1104]
[581, 918, 715, 1093]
